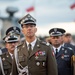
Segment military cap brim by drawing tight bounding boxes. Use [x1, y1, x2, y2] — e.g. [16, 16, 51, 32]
[3, 35, 19, 43]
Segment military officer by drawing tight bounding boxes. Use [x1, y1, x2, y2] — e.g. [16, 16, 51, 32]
[0, 26, 21, 75]
[11, 14, 58, 75]
[1, 26, 21, 54]
[49, 28, 74, 75]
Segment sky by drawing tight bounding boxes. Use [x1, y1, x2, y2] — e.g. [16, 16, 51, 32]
[0, 0, 75, 36]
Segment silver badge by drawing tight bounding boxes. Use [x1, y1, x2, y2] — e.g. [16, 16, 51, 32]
[37, 44, 40, 48]
[65, 50, 67, 53]
[62, 48, 64, 50]
[35, 56, 39, 59]
[2, 58, 5, 61]
[36, 62, 40, 66]
[43, 62, 45, 66]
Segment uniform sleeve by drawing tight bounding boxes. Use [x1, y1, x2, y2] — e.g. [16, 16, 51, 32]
[47, 45, 58, 75]
[11, 56, 18, 75]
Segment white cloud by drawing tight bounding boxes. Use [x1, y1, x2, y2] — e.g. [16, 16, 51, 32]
[36, 22, 75, 36]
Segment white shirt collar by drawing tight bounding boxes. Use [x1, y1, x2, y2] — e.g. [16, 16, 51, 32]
[53, 45, 62, 53]
[26, 38, 37, 50]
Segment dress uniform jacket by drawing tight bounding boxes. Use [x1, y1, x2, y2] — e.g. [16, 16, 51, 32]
[0, 52, 13, 75]
[56, 46, 74, 75]
[12, 39, 58, 75]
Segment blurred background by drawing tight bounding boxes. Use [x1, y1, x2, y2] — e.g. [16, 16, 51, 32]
[0, 0, 75, 47]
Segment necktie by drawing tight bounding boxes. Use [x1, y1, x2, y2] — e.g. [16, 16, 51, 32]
[28, 44, 32, 55]
[55, 49, 58, 56]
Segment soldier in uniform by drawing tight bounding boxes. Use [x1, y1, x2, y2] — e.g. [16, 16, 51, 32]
[49, 28, 74, 75]
[0, 26, 21, 75]
[1, 26, 21, 54]
[11, 14, 58, 75]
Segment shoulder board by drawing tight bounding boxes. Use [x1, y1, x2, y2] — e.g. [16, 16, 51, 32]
[67, 47, 73, 50]
[37, 38, 50, 46]
[63, 46, 73, 50]
[17, 42, 24, 48]
[41, 41, 50, 46]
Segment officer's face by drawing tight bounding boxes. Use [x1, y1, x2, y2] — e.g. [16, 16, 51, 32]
[63, 36, 72, 43]
[50, 36, 62, 47]
[22, 24, 37, 38]
[6, 42, 18, 54]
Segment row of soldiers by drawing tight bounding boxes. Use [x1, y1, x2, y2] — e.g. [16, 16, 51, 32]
[0, 13, 75, 75]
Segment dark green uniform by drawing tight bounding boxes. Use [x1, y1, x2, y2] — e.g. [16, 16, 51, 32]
[12, 39, 58, 75]
[0, 52, 12, 75]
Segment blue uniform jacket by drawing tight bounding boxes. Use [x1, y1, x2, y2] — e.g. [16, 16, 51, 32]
[56, 47, 74, 75]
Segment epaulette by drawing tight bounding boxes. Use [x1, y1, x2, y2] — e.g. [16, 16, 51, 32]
[17, 42, 24, 48]
[63, 46, 73, 51]
[41, 41, 50, 46]
[67, 47, 73, 50]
